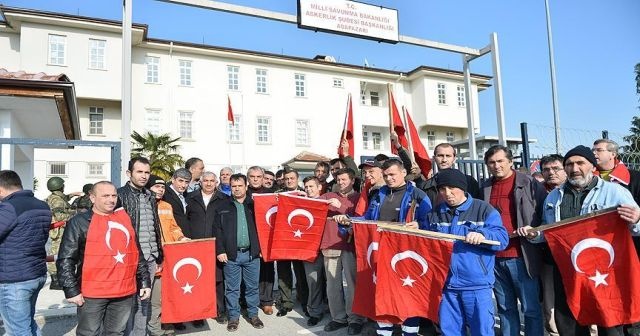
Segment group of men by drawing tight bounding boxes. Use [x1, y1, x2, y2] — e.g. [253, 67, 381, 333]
[1, 136, 640, 336]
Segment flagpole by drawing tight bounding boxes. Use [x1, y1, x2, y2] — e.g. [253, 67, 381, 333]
[227, 95, 232, 169]
[376, 222, 501, 246]
[387, 83, 394, 140]
[402, 106, 415, 162]
[507, 207, 617, 238]
[340, 93, 350, 151]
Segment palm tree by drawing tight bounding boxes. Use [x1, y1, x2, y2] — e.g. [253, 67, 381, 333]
[131, 131, 184, 180]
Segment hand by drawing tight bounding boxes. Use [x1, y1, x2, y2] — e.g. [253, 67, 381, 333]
[333, 215, 350, 225]
[340, 139, 350, 156]
[404, 221, 419, 230]
[67, 294, 85, 307]
[139, 288, 151, 300]
[618, 205, 640, 224]
[390, 131, 398, 144]
[410, 164, 421, 175]
[465, 232, 485, 245]
[516, 225, 537, 239]
[328, 198, 342, 209]
[179, 237, 191, 241]
[217, 253, 228, 263]
[155, 264, 162, 274]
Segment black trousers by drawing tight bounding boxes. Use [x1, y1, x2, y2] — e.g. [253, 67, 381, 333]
[77, 295, 134, 336]
[259, 259, 275, 305]
[276, 260, 308, 310]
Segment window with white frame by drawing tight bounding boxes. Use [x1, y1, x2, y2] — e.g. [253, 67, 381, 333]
[228, 115, 242, 142]
[145, 56, 160, 83]
[295, 120, 310, 146]
[87, 163, 105, 177]
[48, 34, 66, 65]
[362, 131, 370, 150]
[89, 107, 104, 135]
[333, 78, 344, 88]
[256, 117, 271, 144]
[88, 39, 106, 70]
[446, 131, 455, 143]
[295, 73, 306, 97]
[145, 108, 161, 135]
[437, 83, 447, 105]
[372, 132, 382, 150]
[427, 130, 436, 148]
[370, 91, 380, 106]
[179, 60, 192, 86]
[227, 65, 239, 90]
[457, 85, 466, 107]
[256, 68, 267, 93]
[48, 162, 67, 176]
[179, 111, 194, 139]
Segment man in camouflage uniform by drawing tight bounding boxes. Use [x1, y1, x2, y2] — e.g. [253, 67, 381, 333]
[71, 183, 94, 213]
[45, 177, 82, 290]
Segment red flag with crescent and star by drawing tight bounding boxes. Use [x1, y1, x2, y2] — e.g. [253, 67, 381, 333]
[252, 193, 278, 262]
[544, 210, 640, 327]
[375, 229, 453, 323]
[161, 239, 217, 323]
[351, 221, 380, 320]
[81, 208, 138, 298]
[270, 194, 329, 262]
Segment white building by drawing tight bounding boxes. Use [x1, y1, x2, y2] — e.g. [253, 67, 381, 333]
[0, 6, 490, 199]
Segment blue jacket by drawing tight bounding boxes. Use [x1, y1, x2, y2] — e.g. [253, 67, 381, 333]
[363, 182, 432, 227]
[427, 196, 508, 290]
[0, 190, 52, 283]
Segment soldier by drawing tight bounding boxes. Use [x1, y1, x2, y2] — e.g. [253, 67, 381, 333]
[71, 183, 94, 213]
[44, 176, 82, 290]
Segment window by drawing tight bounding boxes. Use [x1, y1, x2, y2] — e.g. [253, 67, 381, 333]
[295, 120, 310, 146]
[370, 91, 380, 106]
[333, 78, 344, 88]
[179, 111, 194, 139]
[228, 115, 242, 143]
[145, 109, 161, 135]
[362, 131, 370, 150]
[437, 83, 447, 105]
[88, 39, 106, 69]
[48, 34, 66, 65]
[256, 68, 267, 93]
[48, 162, 67, 176]
[360, 89, 367, 105]
[295, 73, 306, 97]
[145, 56, 160, 83]
[372, 132, 382, 150]
[256, 117, 271, 144]
[87, 163, 105, 177]
[89, 107, 104, 135]
[227, 65, 239, 90]
[179, 60, 192, 86]
[446, 131, 455, 143]
[427, 130, 436, 148]
[457, 85, 466, 107]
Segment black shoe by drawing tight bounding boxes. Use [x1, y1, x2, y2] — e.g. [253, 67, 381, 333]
[192, 319, 205, 328]
[49, 275, 62, 290]
[215, 314, 228, 324]
[347, 323, 363, 335]
[249, 316, 264, 329]
[302, 308, 310, 318]
[324, 321, 348, 332]
[227, 319, 239, 332]
[172, 323, 186, 331]
[307, 316, 321, 327]
[276, 308, 291, 317]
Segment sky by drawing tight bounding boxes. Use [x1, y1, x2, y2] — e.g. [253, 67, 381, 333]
[3, 0, 639, 153]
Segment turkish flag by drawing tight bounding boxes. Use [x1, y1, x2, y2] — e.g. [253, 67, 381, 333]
[404, 107, 432, 177]
[388, 89, 408, 155]
[227, 95, 234, 125]
[270, 194, 329, 262]
[545, 210, 640, 327]
[253, 193, 278, 262]
[375, 229, 453, 323]
[338, 93, 354, 158]
[351, 221, 380, 320]
[161, 239, 217, 323]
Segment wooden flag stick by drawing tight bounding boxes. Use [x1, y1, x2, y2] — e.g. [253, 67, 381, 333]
[507, 206, 618, 238]
[387, 83, 394, 134]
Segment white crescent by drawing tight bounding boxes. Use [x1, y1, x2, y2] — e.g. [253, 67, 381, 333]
[367, 242, 379, 269]
[172, 257, 203, 282]
[391, 250, 429, 276]
[287, 208, 314, 230]
[571, 238, 615, 274]
[105, 221, 131, 251]
[265, 206, 278, 227]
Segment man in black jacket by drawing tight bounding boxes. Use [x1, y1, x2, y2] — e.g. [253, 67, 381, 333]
[58, 181, 150, 335]
[215, 174, 264, 332]
[163, 168, 191, 236]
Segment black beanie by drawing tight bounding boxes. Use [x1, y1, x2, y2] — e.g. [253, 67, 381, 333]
[435, 168, 468, 192]
[145, 174, 165, 189]
[564, 145, 597, 167]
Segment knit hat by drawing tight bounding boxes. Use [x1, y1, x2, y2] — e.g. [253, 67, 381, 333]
[435, 168, 468, 192]
[145, 174, 165, 189]
[564, 145, 597, 167]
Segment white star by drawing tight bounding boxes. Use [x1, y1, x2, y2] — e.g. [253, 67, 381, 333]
[372, 272, 377, 284]
[113, 250, 125, 264]
[401, 275, 416, 287]
[181, 282, 194, 294]
[588, 270, 609, 287]
[293, 229, 303, 238]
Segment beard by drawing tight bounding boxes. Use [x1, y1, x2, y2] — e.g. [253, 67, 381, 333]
[568, 173, 593, 189]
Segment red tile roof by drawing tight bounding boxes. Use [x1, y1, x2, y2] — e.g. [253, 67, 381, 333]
[0, 68, 68, 82]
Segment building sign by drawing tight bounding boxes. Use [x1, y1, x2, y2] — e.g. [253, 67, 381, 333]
[297, 0, 399, 43]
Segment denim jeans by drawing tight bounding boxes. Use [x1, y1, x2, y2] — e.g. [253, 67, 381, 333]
[0, 274, 47, 336]
[224, 250, 260, 321]
[125, 260, 156, 336]
[494, 257, 543, 336]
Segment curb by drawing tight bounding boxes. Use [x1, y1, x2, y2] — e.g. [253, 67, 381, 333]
[34, 307, 77, 322]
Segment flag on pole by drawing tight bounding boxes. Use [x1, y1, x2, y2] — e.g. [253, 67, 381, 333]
[404, 107, 432, 177]
[352, 221, 380, 320]
[253, 193, 278, 262]
[227, 95, 235, 125]
[388, 86, 408, 154]
[338, 93, 354, 158]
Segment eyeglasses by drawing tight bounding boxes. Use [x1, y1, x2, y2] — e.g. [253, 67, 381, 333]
[591, 148, 610, 153]
[541, 167, 564, 173]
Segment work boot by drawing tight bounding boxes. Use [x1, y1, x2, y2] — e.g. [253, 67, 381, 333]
[49, 275, 62, 290]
